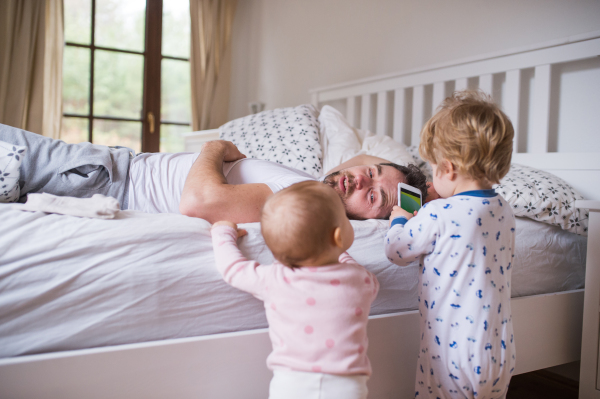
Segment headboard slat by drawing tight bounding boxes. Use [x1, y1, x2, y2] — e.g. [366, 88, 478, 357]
[392, 88, 405, 142]
[432, 82, 445, 114]
[376, 91, 388, 136]
[361, 94, 371, 131]
[479, 74, 493, 95]
[455, 77, 468, 91]
[411, 85, 425, 145]
[504, 69, 522, 153]
[531, 64, 552, 153]
[346, 96, 357, 128]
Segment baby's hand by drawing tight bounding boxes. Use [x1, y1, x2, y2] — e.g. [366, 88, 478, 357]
[212, 221, 247, 238]
[389, 206, 416, 226]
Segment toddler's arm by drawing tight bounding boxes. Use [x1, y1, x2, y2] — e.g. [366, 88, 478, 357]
[211, 222, 269, 299]
[384, 205, 438, 266]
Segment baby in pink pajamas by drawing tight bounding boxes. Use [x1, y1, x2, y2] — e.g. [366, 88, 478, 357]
[211, 180, 379, 399]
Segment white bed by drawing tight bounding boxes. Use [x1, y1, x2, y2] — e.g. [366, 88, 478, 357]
[0, 205, 586, 358]
[1, 32, 599, 399]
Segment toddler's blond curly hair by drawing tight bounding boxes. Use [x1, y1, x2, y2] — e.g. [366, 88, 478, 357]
[419, 90, 513, 184]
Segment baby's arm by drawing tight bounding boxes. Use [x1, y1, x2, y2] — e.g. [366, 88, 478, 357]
[384, 205, 438, 266]
[211, 222, 268, 298]
[338, 252, 380, 298]
[338, 251, 357, 264]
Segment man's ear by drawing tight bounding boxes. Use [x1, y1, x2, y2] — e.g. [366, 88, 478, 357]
[333, 227, 344, 248]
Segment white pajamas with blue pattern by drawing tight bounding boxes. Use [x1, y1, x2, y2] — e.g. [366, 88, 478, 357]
[385, 191, 516, 399]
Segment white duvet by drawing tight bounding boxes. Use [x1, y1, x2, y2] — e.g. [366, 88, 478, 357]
[0, 203, 586, 358]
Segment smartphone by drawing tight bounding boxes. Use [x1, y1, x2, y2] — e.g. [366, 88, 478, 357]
[398, 183, 422, 214]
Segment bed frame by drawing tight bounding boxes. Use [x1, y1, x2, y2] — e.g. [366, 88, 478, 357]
[1, 33, 599, 399]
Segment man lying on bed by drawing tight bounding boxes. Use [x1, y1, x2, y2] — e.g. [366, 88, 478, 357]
[0, 123, 432, 223]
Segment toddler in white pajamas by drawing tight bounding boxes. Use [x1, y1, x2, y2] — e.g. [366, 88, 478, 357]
[211, 180, 379, 399]
[385, 91, 516, 399]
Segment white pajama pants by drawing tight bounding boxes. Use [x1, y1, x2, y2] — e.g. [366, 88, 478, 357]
[269, 369, 369, 399]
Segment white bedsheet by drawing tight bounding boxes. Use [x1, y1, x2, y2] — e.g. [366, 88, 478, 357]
[0, 204, 586, 358]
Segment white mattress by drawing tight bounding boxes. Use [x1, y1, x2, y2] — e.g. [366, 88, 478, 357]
[0, 204, 586, 358]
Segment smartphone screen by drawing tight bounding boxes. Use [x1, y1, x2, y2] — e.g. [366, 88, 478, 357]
[400, 188, 422, 214]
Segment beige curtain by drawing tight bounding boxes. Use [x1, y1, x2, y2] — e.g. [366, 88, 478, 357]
[190, 0, 237, 131]
[0, 0, 63, 138]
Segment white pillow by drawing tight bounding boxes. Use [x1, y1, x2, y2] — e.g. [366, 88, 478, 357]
[494, 164, 588, 236]
[361, 133, 415, 167]
[219, 105, 323, 178]
[319, 105, 416, 175]
[319, 105, 362, 174]
[0, 140, 26, 203]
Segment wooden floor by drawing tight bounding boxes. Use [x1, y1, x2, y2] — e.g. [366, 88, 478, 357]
[507, 370, 578, 399]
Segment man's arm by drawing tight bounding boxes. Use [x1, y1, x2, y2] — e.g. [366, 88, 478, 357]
[179, 140, 273, 223]
[325, 154, 392, 175]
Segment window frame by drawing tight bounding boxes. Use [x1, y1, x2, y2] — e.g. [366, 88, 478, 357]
[63, 0, 191, 153]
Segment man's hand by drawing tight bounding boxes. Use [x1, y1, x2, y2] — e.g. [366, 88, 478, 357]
[389, 205, 416, 226]
[201, 140, 246, 162]
[212, 220, 247, 238]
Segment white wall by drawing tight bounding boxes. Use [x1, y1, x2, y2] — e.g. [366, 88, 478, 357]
[228, 0, 600, 123]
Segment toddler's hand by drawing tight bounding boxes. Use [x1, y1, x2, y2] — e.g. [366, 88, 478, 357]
[212, 221, 247, 238]
[389, 206, 416, 226]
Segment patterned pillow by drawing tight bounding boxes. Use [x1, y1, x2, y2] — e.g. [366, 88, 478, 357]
[0, 140, 26, 203]
[219, 105, 322, 178]
[494, 164, 588, 236]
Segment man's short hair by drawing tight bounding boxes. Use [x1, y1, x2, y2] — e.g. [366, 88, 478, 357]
[419, 90, 514, 184]
[379, 162, 428, 207]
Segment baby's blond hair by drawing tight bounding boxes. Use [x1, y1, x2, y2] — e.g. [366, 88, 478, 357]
[261, 181, 342, 267]
[419, 90, 513, 184]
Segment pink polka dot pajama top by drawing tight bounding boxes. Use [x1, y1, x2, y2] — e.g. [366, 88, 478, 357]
[211, 225, 380, 376]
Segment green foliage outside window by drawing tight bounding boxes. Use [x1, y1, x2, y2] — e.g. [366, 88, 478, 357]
[62, 0, 192, 154]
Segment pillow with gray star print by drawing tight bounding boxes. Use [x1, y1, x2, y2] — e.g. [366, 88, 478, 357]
[494, 164, 588, 236]
[218, 104, 322, 178]
[0, 140, 27, 203]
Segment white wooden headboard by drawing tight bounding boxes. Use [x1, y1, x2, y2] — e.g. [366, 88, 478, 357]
[310, 31, 600, 200]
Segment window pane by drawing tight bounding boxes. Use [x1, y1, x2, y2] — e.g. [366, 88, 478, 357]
[61, 117, 89, 144]
[93, 119, 141, 153]
[161, 59, 191, 123]
[63, 46, 90, 115]
[94, 50, 144, 119]
[160, 124, 190, 153]
[95, 0, 146, 52]
[162, 0, 190, 58]
[64, 0, 91, 45]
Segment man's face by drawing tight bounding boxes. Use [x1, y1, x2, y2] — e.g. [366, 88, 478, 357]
[323, 164, 403, 220]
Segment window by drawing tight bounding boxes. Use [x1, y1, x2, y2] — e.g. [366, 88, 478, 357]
[62, 0, 191, 153]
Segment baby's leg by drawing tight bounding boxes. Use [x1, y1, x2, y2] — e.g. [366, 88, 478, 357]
[269, 369, 368, 399]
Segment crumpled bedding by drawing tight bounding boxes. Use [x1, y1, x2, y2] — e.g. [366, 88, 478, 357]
[0, 204, 586, 358]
